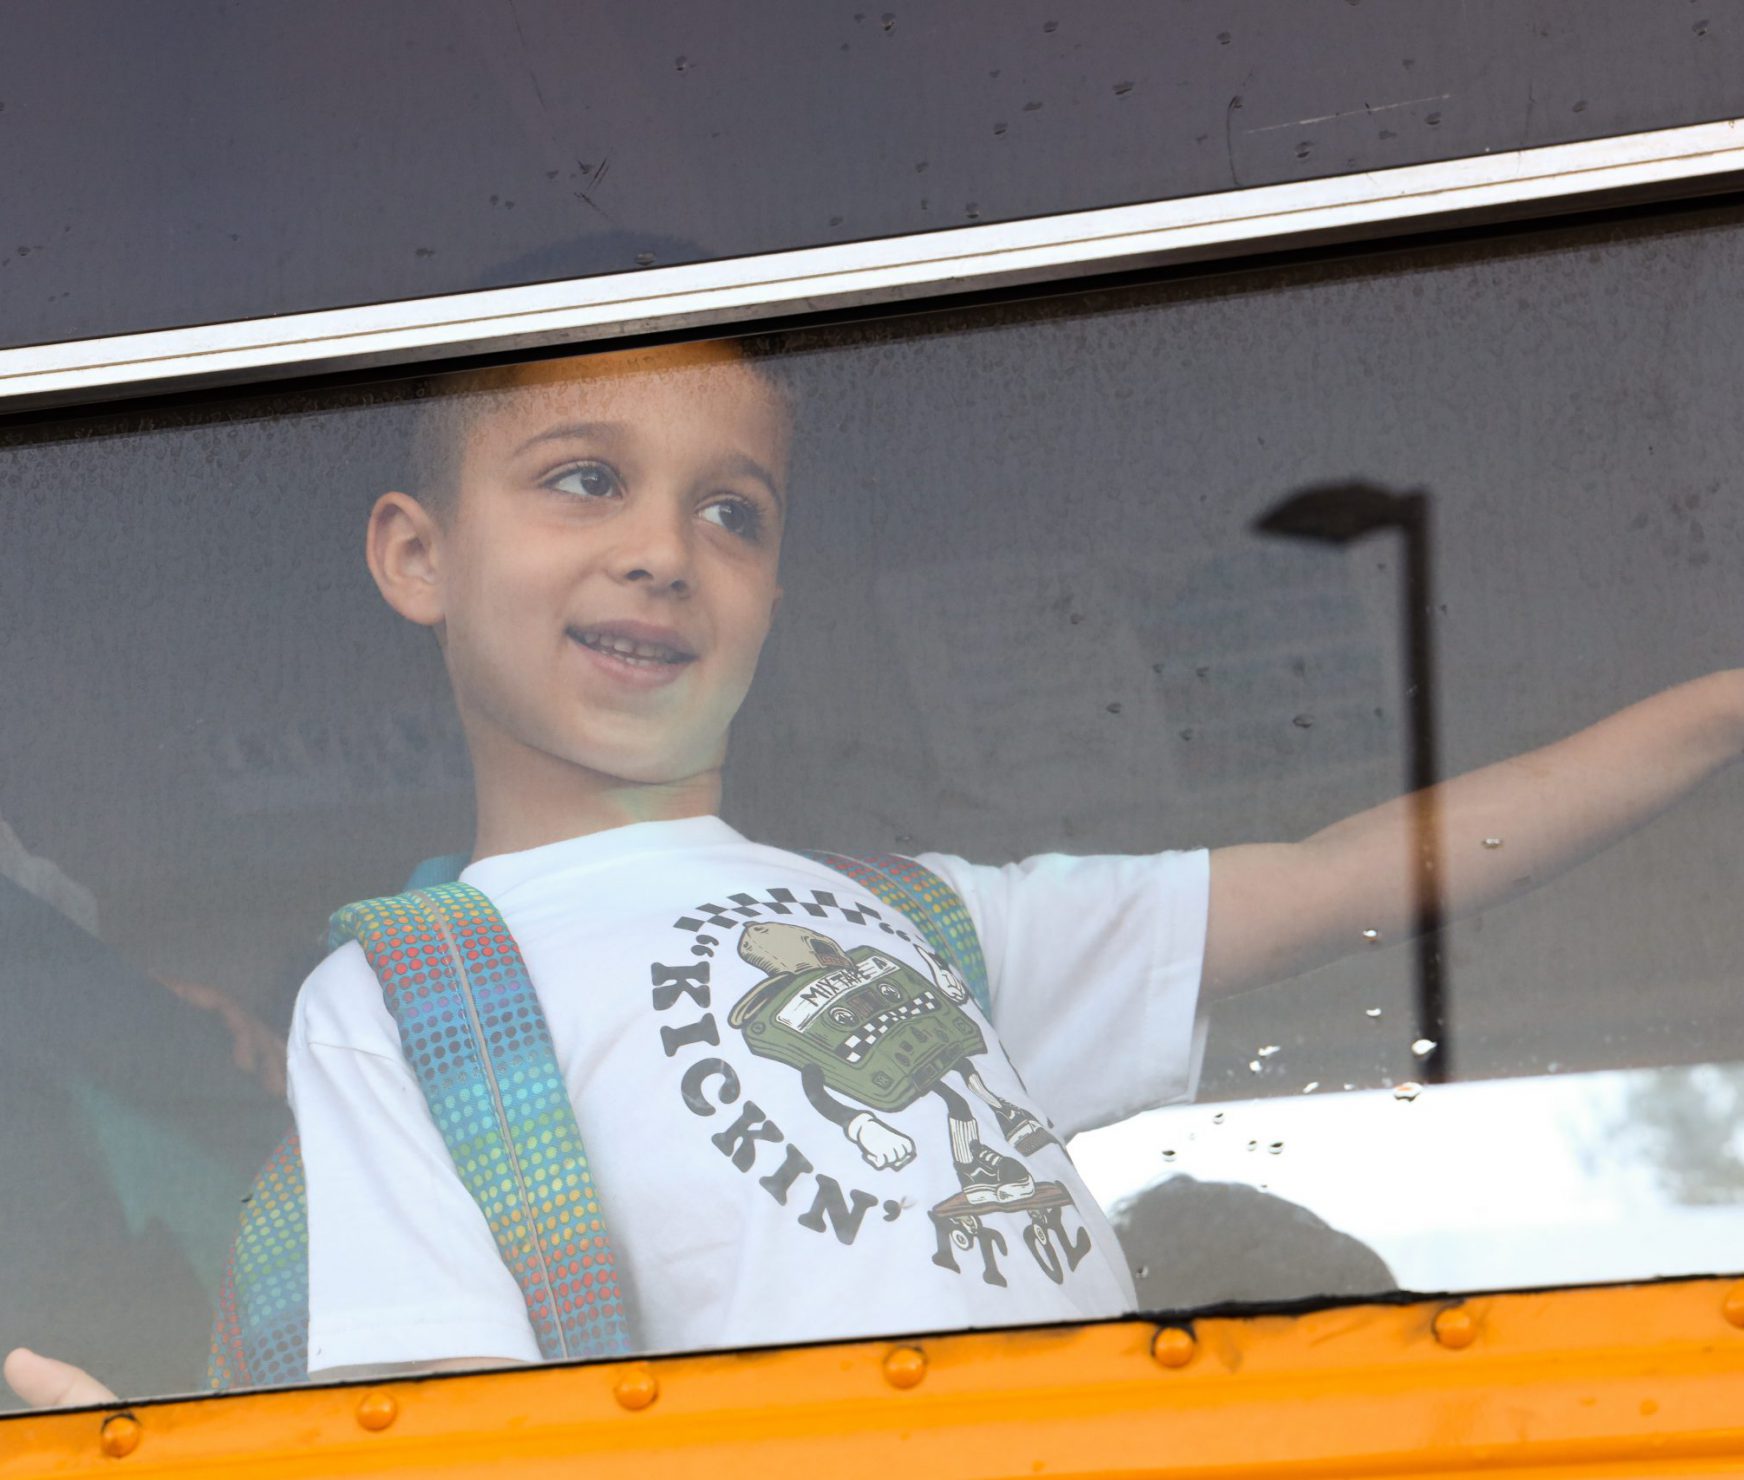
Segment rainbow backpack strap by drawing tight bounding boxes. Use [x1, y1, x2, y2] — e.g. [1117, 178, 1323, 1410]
[206, 1127, 309, 1390]
[208, 881, 630, 1389]
[329, 883, 633, 1363]
[801, 851, 992, 1017]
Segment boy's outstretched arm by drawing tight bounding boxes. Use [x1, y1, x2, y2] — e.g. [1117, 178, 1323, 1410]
[1203, 670, 1744, 999]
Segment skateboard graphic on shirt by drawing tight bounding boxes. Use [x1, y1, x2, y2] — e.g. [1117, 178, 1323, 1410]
[726, 920, 1092, 1286]
[927, 1178, 1091, 1288]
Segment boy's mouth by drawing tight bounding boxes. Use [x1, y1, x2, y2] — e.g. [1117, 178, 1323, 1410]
[567, 624, 696, 668]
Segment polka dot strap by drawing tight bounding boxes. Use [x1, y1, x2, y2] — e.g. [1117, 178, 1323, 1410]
[206, 1127, 308, 1390]
[801, 852, 992, 1017]
[330, 883, 634, 1363]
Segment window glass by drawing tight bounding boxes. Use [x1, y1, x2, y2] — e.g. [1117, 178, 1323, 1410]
[8, 202, 1744, 1408]
[14, 0, 1744, 349]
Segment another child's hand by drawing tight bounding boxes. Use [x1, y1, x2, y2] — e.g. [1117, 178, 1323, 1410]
[156, 975, 288, 1097]
[3, 1347, 116, 1408]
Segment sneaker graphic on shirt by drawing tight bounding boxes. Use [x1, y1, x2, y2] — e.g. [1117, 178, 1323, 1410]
[994, 1101, 1057, 1155]
[959, 1145, 1036, 1206]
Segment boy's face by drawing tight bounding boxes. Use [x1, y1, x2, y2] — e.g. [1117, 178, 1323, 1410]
[417, 350, 791, 790]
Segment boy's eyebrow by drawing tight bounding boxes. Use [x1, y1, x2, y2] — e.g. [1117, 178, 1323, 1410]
[510, 421, 628, 458]
[718, 451, 786, 511]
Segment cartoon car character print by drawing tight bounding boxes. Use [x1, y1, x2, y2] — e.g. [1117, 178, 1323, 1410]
[727, 921, 1092, 1286]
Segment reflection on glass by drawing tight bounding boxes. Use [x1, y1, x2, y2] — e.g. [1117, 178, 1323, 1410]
[1078, 1063, 1744, 1306]
[9, 205, 1744, 1410]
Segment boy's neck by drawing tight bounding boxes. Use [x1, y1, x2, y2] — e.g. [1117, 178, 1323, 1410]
[466, 734, 724, 863]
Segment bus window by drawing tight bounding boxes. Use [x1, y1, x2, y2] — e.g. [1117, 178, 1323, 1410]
[7, 197, 1744, 1409]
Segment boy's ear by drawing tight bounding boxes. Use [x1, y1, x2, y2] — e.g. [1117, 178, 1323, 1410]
[366, 491, 447, 628]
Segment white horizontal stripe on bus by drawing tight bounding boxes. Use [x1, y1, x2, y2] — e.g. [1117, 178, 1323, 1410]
[4, 117, 1744, 408]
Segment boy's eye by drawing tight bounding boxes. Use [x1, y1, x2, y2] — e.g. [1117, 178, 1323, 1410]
[700, 496, 764, 542]
[548, 461, 621, 500]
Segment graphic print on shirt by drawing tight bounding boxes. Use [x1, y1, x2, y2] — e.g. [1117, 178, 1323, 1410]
[651, 883, 1097, 1290]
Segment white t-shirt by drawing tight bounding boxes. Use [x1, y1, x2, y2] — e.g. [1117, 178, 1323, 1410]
[288, 817, 1208, 1370]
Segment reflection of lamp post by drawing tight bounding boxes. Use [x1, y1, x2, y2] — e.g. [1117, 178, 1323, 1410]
[1254, 482, 1448, 1084]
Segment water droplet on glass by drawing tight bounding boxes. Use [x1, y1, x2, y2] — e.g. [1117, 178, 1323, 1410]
[1361, 928, 1381, 944]
[1211, 1111, 1225, 1124]
[1482, 836, 1503, 850]
[1112, 80, 1135, 96]
[1302, 1081, 1320, 1093]
[1393, 1082, 1422, 1102]
[881, 11, 896, 31]
[1267, 1141, 1284, 1155]
[1364, 1006, 1383, 1019]
[1411, 1038, 1437, 1058]
[1292, 713, 1314, 729]
[1135, 1264, 1149, 1278]
[1161, 1148, 1176, 1161]
[1258, 1044, 1281, 1057]
[1246, 1139, 1258, 1152]
[1248, 1059, 1263, 1073]
[635, 251, 657, 266]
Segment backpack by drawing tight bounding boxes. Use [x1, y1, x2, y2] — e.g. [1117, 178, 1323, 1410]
[206, 851, 990, 1391]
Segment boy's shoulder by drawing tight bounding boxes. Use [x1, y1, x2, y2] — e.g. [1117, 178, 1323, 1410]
[289, 935, 398, 1060]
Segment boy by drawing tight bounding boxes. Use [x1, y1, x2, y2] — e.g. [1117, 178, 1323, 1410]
[10, 335, 1744, 1402]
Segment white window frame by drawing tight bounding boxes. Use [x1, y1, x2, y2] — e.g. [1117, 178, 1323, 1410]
[4, 118, 1744, 411]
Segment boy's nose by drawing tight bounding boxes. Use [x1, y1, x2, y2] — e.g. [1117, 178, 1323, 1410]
[612, 499, 695, 594]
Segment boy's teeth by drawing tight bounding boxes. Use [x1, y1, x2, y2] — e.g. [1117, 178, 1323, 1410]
[578, 631, 684, 663]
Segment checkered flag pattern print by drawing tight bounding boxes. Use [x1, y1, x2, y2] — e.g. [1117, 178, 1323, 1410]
[836, 989, 943, 1064]
[800, 852, 992, 1017]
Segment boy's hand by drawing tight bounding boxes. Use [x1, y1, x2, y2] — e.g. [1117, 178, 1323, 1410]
[845, 1112, 917, 1170]
[3, 1347, 117, 1408]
